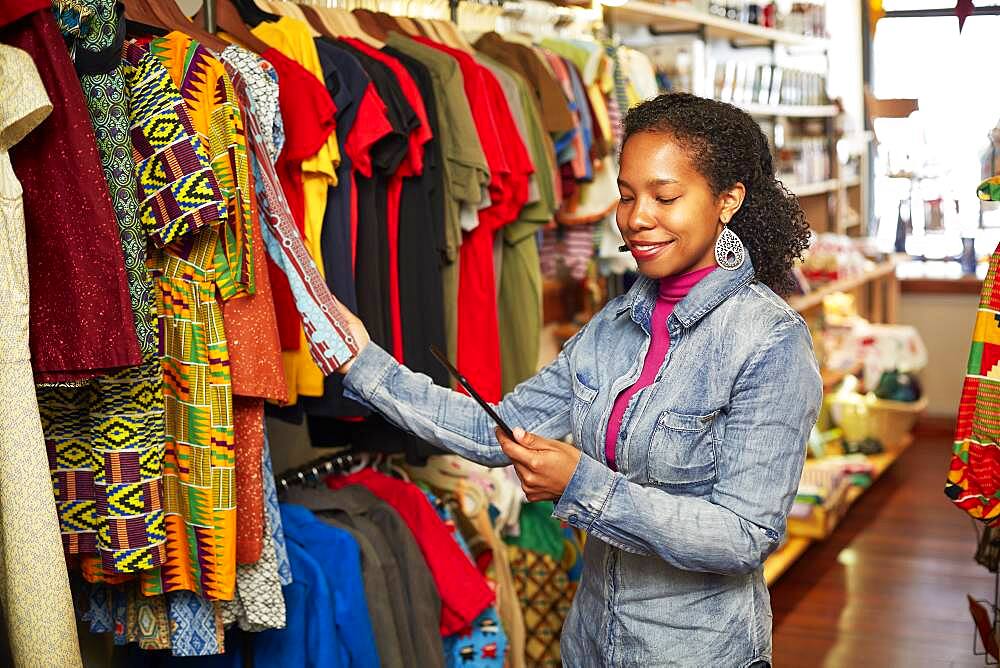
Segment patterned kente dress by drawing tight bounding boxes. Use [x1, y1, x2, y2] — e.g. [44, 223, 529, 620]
[138, 31, 252, 601]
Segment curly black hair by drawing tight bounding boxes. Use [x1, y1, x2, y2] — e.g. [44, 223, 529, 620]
[622, 92, 810, 295]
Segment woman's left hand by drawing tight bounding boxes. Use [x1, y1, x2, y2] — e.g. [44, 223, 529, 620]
[495, 427, 582, 502]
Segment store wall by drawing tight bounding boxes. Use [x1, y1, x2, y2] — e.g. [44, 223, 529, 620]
[899, 292, 978, 417]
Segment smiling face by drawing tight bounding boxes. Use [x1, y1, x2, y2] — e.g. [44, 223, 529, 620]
[617, 131, 745, 280]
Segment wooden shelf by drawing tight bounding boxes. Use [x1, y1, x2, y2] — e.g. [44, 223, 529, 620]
[741, 103, 839, 118]
[606, 1, 830, 47]
[787, 257, 899, 313]
[789, 179, 840, 197]
[786, 434, 914, 540]
[765, 434, 914, 584]
[765, 537, 812, 585]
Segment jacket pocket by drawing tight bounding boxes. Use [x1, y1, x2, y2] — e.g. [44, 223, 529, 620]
[571, 373, 598, 439]
[646, 410, 718, 489]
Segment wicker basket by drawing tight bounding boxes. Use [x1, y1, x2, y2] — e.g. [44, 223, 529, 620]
[828, 392, 927, 449]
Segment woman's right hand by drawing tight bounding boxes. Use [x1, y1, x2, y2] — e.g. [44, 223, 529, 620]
[336, 308, 371, 375]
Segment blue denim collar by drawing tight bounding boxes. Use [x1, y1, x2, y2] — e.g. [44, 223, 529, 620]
[615, 258, 756, 329]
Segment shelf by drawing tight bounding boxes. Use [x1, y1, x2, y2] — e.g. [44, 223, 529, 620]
[787, 257, 899, 313]
[765, 434, 914, 585]
[786, 434, 914, 540]
[842, 175, 861, 189]
[740, 103, 839, 118]
[789, 179, 840, 197]
[765, 537, 812, 585]
[606, 1, 829, 47]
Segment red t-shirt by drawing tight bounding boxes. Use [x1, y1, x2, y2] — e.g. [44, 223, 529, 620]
[326, 469, 495, 636]
[479, 66, 533, 230]
[341, 39, 432, 365]
[261, 48, 337, 350]
[344, 83, 393, 271]
[412, 37, 518, 402]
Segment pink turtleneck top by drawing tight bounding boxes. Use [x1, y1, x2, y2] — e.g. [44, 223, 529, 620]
[604, 265, 717, 471]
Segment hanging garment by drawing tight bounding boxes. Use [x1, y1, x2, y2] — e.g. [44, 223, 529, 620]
[327, 468, 495, 635]
[385, 34, 491, 365]
[506, 545, 577, 668]
[223, 47, 357, 378]
[283, 484, 445, 668]
[0, 41, 82, 668]
[947, 242, 1000, 521]
[220, 427, 287, 633]
[253, 16, 339, 399]
[138, 32, 246, 601]
[281, 504, 380, 668]
[40, 0, 172, 577]
[2, 6, 139, 381]
[254, 47, 335, 353]
[423, 489, 511, 668]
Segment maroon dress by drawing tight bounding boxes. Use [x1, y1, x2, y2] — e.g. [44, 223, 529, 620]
[1, 6, 139, 381]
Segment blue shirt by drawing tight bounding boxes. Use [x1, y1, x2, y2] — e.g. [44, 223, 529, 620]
[281, 503, 380, 668]
[255, 527, 339, 668]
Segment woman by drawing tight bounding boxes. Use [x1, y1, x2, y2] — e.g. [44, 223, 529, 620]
[338, 93, 823, 667]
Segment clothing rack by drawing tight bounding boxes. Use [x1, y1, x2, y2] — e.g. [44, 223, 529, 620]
[275, 451, 357, 493]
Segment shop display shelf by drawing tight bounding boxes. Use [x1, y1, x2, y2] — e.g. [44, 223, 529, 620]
[787, 257, 899, 314]
[605, 1, 830, 48]
[764, 537, 812, 585]
[786, 476, 854, 540]
[740, 103, 839, 118]
[785, 434, 915, 541]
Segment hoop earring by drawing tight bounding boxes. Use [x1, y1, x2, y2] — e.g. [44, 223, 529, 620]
[715, 225, 746, 271]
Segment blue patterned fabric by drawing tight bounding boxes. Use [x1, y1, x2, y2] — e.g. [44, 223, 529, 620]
[167, 591, 222, 657]
[262, 430, 291, 586]
[112, 587, 128, 645]
[422, 490, 508, 668]
[82, 582, 114, 634]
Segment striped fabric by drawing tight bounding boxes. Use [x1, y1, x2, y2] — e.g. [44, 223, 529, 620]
[129, 33, 243, 601]
[227, 56, 358, 373]
[946, 241, 1000, 521]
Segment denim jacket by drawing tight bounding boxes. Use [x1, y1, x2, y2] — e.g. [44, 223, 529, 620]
[344, 258, 822, 667]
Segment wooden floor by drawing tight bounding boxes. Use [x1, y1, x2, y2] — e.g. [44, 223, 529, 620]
[770, 436, 997, 668]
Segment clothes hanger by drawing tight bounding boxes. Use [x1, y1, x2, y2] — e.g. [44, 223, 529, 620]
[299, 4, 338, 38]
[373, 11, 405, 36]
[313, 4, 383, 46]
[267, 0, 317, 32]
[410, 17, 435, 39]
[352, 8, 388, 42]
[231, 0, 280, 26]
[393, 15, 421, 37]
[193, 0, 270, 53]
[433, 18, 473, 52]
[123, 0, 166, 28]
[145, 0, 230, 50]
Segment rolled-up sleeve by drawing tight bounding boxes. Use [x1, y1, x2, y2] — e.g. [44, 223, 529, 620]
[343, 333, 583, 467]
[553, 319, 823, 574]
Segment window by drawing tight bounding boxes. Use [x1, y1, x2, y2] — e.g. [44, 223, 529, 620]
[871, 14, 1000, 259]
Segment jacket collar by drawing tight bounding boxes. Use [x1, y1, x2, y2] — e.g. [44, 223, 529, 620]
[615, 258, 756, 330]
